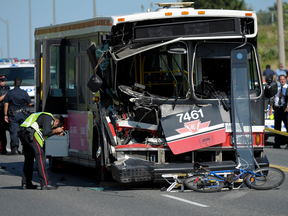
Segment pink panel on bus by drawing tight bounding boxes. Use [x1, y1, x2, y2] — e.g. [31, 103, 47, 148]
[68, 112, 91, 152]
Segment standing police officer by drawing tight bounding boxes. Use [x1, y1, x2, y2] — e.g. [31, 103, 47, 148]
[4, 77, 32, 155]
[0, 74, 10, 155]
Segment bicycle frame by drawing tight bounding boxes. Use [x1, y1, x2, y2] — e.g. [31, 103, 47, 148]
[202, 168, 264, 189]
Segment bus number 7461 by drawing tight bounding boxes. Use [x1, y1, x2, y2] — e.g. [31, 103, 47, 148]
[176, 109, 204, 123]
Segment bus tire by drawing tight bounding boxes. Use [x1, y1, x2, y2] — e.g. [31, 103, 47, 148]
[98, 140, 112, 182]
[95, 125, 112, 182]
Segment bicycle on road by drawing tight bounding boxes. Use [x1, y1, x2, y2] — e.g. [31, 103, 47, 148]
[183, 162, 285, 193]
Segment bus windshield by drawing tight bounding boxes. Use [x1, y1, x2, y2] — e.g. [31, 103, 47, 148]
[193, 43, 261, 98]
[0, 67, 34, 86]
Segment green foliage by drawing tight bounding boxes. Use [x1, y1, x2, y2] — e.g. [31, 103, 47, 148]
[266, 2, 288, 65]
[182, 0, 246, 10]
[258, 25, 286, 70]
[257, 11, 274, 26]
[261, 47, 279, 61]
[284, 3, 288, 29]
[272, 2, 288, 28]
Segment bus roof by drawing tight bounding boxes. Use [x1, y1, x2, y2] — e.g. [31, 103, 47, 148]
[35, 7, 257, 40]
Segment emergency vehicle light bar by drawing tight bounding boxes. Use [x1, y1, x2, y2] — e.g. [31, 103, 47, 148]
[0, 58, 34, 64]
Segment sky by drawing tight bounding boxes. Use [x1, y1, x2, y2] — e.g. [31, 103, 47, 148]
[0, 0, 286, 60]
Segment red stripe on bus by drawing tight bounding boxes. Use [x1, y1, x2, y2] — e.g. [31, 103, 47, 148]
[108, 122, 116, 137]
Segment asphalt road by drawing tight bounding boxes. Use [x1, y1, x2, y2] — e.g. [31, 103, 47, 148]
[1, 136, 288, 216]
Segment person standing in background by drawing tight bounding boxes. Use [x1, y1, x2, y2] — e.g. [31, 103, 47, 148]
[0, 74, 10, 155]
[270, 74, 288, 148]
[4, 77, 32, 155]
[262, 65, 275, 82]
[274, 63, 288, 85]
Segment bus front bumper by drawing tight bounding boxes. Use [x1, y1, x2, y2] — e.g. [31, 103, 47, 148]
[110, 155, 270, 183]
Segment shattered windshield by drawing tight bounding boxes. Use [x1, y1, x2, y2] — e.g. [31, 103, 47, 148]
[116, 42, 189, 98]
[193, 43, 261, 99]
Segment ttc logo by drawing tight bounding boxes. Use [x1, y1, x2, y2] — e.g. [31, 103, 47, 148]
[176, 120, 211, 134]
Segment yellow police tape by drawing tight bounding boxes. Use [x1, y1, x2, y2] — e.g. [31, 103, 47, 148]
[270, 165, 288, 173]
[265, 127, 288, 137]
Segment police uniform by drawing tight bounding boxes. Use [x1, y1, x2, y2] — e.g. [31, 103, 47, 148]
[0, 74, 10, 154]
[273, 82, 288, 148]
[18, 112, 61, 189]
[3, 81, 31, 154]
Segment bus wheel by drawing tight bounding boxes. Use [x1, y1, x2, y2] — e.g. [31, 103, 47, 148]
[96, 147, 111, 182]
[98, 130, 112, 182]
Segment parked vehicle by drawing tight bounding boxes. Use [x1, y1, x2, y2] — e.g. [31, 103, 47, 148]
[0, 58, 35, 112]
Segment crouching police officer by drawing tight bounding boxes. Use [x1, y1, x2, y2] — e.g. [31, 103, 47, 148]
[0, 74, 10, 155]
[4, 77, 32, 155]
[18, 112, 65, 190]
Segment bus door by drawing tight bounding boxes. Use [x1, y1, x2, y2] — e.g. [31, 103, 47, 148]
[41, 39, 67, 113]
[37, 38, 68, 157]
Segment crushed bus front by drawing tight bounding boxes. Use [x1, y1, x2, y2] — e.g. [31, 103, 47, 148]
[91, 26, 268, 183]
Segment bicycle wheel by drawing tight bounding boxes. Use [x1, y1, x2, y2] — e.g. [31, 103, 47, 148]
[244, 167, 285, 190]
[184, 175, 224, 193]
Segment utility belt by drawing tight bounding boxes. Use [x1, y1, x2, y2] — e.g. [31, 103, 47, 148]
[18, 127, 35, 141]
[8, 108, 27, 117]
[15, 108, 27, 113]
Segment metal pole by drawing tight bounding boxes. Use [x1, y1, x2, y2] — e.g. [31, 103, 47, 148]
[0, 47, 3, 59]
[277, 0, 285, 65]
[7, 19, 9, 58]
[29, 0, 32, 60]
[53, 0, 56, 24]
[93, 0, 97, 17]
[0, 17, 10, 58]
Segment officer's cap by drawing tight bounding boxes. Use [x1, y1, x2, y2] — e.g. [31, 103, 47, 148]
[0, 74, 7, 81]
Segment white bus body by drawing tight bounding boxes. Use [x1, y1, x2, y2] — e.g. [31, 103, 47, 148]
[35, 3, 268, 183]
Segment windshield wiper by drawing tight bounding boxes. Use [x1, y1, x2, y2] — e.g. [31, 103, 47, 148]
[172, 79, 184, 110]
[202, 77, 230, 111]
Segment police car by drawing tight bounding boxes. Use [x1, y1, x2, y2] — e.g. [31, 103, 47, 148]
[0, 58, 35, 112]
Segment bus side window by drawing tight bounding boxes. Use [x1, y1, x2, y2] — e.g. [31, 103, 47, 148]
[49, 46, 63, 97]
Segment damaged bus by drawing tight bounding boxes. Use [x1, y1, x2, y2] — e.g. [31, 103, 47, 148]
[34, 2, 269, 183]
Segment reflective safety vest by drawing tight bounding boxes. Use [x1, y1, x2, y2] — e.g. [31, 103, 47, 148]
[20, 112, 54, 147]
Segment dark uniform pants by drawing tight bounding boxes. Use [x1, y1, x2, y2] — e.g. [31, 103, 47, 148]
[9, 112, 27, 148]
[274, 107, 288, 147]
[18, 129, 52, 187]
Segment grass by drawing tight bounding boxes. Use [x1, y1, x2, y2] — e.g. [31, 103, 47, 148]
[257, 25, 288, 71]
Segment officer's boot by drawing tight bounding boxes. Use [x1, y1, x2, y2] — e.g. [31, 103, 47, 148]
[7, 146, 19, 156]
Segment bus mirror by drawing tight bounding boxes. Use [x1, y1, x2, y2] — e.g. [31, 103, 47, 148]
[265, 74, 273, 85]
[87, 74, 103, 93]
[86, 44, 98, 69]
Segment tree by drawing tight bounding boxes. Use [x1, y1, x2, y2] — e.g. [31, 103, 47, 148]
[270, 2, 288, 53]
[182, 0, 247, 10]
